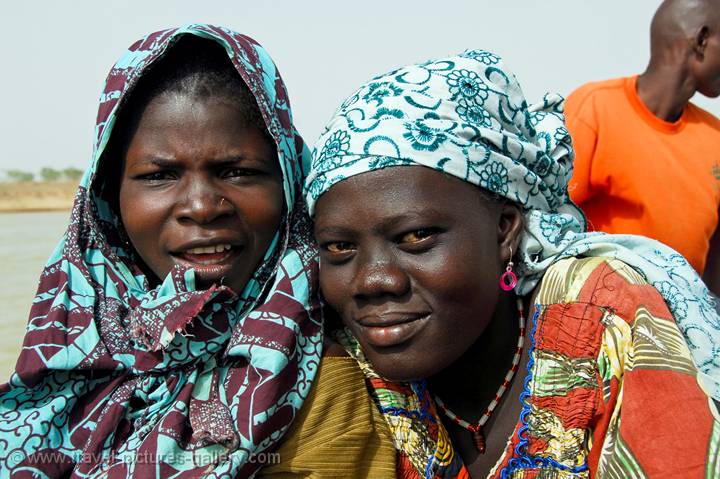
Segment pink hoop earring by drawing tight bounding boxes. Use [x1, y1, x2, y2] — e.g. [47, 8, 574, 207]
[499, 247, 518, 291]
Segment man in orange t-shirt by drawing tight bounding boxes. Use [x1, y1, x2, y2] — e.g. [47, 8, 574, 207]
[566, 0, 720, 285]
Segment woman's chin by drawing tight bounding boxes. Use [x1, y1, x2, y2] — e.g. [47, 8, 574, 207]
[195, 277, 244, 295]
[366, 353, 443, 382]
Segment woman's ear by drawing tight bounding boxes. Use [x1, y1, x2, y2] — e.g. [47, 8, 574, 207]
[497, 203, 523, 263]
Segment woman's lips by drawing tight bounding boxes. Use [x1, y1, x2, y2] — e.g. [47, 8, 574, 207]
[171, 246, 243, 285]
[355, 313, 430, 348]
[178, 250, 233, 265]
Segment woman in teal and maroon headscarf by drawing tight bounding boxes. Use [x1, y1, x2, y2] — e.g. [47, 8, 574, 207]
[0, 25, 394, 478]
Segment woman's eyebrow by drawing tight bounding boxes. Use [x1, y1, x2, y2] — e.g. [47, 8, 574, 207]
[372, 212, 425, 232]
[209, 155, 271, 166]
[315, 210, 444, 237]
[130, 157, 179, 168]
[210, 156, 248, 165]
[314, 225, 356, 237]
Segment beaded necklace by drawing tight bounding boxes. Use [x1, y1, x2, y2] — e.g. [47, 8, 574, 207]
[434, 297, 526, 454]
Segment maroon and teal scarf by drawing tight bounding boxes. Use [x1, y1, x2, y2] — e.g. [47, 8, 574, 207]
[0, 24, 321, 478]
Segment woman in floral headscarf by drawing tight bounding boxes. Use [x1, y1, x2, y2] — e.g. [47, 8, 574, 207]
[0, 25, 393, 478]
[306, 50, 720, 478]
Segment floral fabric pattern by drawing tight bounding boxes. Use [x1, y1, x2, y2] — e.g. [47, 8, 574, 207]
[337, 257, 720, 478]
[0, 24, 322, 479]
[304, 49, 720, 400]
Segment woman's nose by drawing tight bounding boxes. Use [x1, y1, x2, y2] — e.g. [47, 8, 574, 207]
[176, 178, 234, 224]
[352, 249, 411, 299]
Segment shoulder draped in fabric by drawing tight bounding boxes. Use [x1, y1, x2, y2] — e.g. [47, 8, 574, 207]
[0, 24, 322, 479]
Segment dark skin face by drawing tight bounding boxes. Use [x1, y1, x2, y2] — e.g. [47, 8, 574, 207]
[692, 24, 720, 97]
[639, 0, 720, 120]
[314, 166, 523, 381]
[118, 92, 283, 294]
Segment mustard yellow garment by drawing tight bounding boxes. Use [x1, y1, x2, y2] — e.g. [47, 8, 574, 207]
[259, 357, 396, 478]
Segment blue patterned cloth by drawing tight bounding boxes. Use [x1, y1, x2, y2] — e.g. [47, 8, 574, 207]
[305, 50, 720, 400]
[0, 25, 322, 478]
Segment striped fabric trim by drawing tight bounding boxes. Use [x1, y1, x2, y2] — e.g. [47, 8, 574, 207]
[630, 307, 697, 375]
[707, 421, 720, 479]
[600, 434, 647, 479]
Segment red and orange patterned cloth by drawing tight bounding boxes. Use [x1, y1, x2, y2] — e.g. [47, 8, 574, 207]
[338, 257, 719, 478]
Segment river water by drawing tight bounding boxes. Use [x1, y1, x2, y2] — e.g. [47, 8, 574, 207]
[0, 211, 69, 381]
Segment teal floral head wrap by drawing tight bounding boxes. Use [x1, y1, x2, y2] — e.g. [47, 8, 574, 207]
[305, 49, 720, 400]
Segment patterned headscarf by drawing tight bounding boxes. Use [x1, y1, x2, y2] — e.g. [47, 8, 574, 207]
[305, 50, 720, 400]
[0, 25, 321, 478]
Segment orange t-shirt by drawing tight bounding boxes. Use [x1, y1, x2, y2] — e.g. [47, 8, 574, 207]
[566, 76, 720, 273]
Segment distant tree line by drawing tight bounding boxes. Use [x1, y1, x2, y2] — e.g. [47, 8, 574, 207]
[4, 167, 83, 182]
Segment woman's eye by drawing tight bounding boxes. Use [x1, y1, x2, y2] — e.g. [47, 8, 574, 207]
[140, 171, 175, 182]
[400, 228, 437, 244]
[323, 241, 355, 254]
[223, 168, 261, 179]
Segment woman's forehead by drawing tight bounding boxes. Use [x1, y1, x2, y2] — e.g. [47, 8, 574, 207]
[314, 165, 492, 225]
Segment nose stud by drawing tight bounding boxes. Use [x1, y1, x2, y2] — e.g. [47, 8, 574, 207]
[219, 197, 227, 207]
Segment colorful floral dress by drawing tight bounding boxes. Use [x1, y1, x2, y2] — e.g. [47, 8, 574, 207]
[337, 257, 720, 478]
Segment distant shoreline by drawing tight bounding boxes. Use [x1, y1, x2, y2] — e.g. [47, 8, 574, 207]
[0, 207, 71, 214]
[0, 181, 76, 213]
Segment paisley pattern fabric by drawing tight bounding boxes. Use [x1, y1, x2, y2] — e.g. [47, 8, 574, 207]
[336, 257, 720, 478]
[305, 49, 720, 400]
[0, 25, 322, 478]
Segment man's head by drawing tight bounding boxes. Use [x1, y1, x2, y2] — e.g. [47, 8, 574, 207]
[650, 0, 720, 97]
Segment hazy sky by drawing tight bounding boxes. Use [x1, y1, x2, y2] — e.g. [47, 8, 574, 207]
[2, 0, 718, 174]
